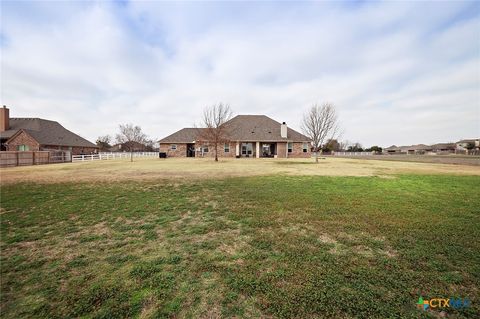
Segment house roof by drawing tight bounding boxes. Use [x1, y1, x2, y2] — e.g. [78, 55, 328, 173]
[226, 115, 310, 142]
[456, 138, 479, 143]
[0, 118, 97, 148]
[159, 128, 207, 143]
[431, 143, 456, 150]
[384, 145, 400, 151]
[159, 115, 311, 143]
[401, 144, 432, 151]
[110, 141, 148, 151]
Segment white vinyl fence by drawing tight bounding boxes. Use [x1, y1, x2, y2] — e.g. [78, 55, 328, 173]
[333, 151, 376, 156]
[72, 152, 159, 162]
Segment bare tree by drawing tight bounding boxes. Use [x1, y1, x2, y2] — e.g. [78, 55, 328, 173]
[96, 135, 112, 152]
[144, 138, 158, 152]
[115, 124, 148, 162]
[339, 140, 350, 152]
[301, 103, 340, 163]
[198, 103, 233, 162]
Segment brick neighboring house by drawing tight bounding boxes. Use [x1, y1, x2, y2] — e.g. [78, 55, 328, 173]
[159, 115, 312, 158]
[109, 141, 149, 152]
[0, 106, 98, 154]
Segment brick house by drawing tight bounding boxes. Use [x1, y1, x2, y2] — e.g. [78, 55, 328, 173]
[109, 141, 150, 152]
[0, 106, 98, 154]
[159, 115, 312, 158]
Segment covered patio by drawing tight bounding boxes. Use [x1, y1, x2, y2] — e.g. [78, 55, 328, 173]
[235, 142, 278, 158]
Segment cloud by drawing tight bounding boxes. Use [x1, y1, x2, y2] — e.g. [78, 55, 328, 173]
[1, 1, 479, 146]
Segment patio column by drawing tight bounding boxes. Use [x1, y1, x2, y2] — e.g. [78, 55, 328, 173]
[256, 142, 260, 158]
[236, 142, 240, 157]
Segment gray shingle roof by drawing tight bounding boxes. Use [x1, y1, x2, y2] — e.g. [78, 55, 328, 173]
[226, 115, 310, 142]
[457, 138, 479, 143]
[384, 145, 400, 151]
[0, 118, 97, 148]
[431, 143, 455, 150]
[158, 128, 207, 143]
[400, 144, 432, 151]
[159, 115, 310, 143]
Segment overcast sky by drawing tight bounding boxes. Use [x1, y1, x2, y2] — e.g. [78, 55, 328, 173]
[1, 1, 479, 147]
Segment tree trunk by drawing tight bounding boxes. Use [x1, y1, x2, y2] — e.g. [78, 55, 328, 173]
[130, 151, 133, 162]
[215, 143, 218, 162]
[315, 151, 319, 163]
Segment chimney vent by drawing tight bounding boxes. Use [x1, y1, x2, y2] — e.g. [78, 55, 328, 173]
[280, 122, 287, 138]
[0, 105, 9, 132]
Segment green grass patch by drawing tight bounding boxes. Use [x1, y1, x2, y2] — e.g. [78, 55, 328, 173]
[1, 175, 479, 318]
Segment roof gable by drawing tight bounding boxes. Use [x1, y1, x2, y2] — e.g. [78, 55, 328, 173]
[2, 118, 97, 148]
[159, 128, 206, 143]
[159, 115, 310, 143]
[225, 115, 309, 142]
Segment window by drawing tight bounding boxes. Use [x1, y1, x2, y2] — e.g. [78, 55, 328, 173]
[17, 145, 29, 151]
[203, 145, 209, 153]
[171, 144, 177, 150]
[241, 143, 253, 155]
[287, 142, 293, 153]
[224, 143, 230, 153]
[303, 143, 309, 153]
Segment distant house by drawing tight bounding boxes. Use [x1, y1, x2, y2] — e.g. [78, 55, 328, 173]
[456, 139, 480, 151]
[383, 142, 460, 155]
[400, 144, 433, 155]
[0, 106, 98, 154]
[430, 143, 456, 154]
[159, 115, 311, 158]
[383, 145, 402, 154]
[109, 141, 149, 152]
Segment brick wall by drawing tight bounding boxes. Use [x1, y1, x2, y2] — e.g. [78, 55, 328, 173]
[6, 131, 40, 151]
[159, 141, 310, 158]
[160, 142, 237, 158]
[201, 142, 236, 158]
[289, 142, 311, 158]
[160, 143, 188, 157]
[277, 142, 287, 158]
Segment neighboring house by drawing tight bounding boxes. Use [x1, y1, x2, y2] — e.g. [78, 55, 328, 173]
[0, 106, 98, 154]
[384, 142, 463, 155]
[456, 139, 480, 151]
[159, 115, 311, 158]
[400, 144, 433, 155]
[383, 145, 402, 154]
[109, 141, 149, 152]
[430, 143, 456, 154]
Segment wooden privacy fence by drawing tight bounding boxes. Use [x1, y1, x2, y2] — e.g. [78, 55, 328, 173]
[0, 151, 71, 167]
[72, 152, 159, 162]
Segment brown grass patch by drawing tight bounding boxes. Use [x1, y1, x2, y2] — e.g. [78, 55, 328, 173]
[1, 157, 479, 185]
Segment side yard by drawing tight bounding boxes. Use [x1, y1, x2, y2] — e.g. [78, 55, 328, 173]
[1, 157, 480, 185]
[1, 175, 479, 318]
[331, 154, 480, 166]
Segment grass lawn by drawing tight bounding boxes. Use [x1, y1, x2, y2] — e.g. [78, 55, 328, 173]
[1, 159, 479, 318]
[1, 157, 479, 184]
